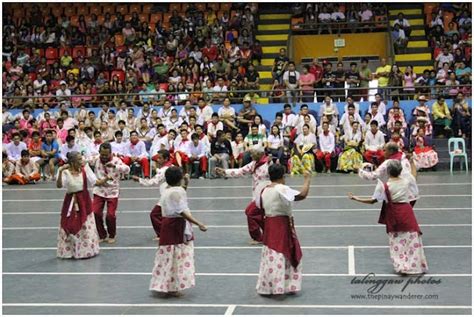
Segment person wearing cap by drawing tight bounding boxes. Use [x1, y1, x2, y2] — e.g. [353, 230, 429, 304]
[237, 96, 257, 137]
[431, 96, 452, 136]
[412, 127, 438, 169]
[216, 144, 271, 245]
[412, 95, 431, 121]
[55, 81, 71, 106]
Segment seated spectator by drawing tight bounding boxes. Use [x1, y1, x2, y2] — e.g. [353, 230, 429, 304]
[316, 122, 336, 173]
[432, 95, 453, 136]
[231, 132, 245, 168]
[210, 130, 233, 178]
[2, 152, 15, 183]
[59, 135, 80, 165]
[435, 47, 454, 69]
[270, 79, 286, 103]
[6, 150, 41, 185]
[267, 125, 285, 165]
[393, 13, 411, 37]
[389, 131, 406, 151]
[451, 92, 471, 138]
[363, 120, 385, 166]
[299, 65, 316, 102]
[126, 131, 150, 178]
[412, 128, 439, 170]
[318, 6, 332, 34]
[291, 124, 316, 175]
[337, 121, 363, 173]
[187, 133, 208, 179]
[411, 116, 433, 138]
[6, 132, 27, 163]
[367, 102, 386, 129]
[243, 124, 267, 165]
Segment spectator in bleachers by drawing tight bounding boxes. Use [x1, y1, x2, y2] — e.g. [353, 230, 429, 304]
[316, 122, 336, 173]
[393, 13, 411, 38]
[432, 95, 453, 137]
[291, 124, 316, 175]
[358, 58, 373, 102]
[451, 93, 471, 138]
[6, 149, 41, 185]
[402, 65, 417, 100]
[435, 47, 454, 69]
[209, 130, 232, 178]
[375, 58, 391, 100]
[388, 64, 403, 99]
[363, 120, 386, 166]
[412, 128, 438, 169]
[299, 65, 315, 102]
[392, 23, 408, 54]
[272, 48, 289, 83]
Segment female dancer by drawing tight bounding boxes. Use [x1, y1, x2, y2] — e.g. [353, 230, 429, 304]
[255, 165, 311, 295]
[348, 160, 428, 275]
[149, 166, 207, 296]
[56, 151, 109, 259]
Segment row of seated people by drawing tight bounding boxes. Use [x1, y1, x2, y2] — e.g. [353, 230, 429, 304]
[4, 94, 468, 184]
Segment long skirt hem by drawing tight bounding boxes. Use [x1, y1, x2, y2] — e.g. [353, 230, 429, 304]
[56, 212, 100, 259]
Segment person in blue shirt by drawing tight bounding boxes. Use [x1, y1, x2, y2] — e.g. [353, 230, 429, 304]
[40, 129, 60, 180]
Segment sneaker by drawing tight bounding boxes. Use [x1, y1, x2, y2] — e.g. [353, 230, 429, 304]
[198, 176, 205, 180]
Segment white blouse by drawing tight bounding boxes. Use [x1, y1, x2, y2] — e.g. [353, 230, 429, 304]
[372, 178, 410, 203]
[159, 183, 193, 240]
[59, 164, 97, 194]
[256, 183, 300, 217]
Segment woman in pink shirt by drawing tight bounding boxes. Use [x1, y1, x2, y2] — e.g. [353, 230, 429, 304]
[299, 65, 316, 102]
[402, 65, 417, 100]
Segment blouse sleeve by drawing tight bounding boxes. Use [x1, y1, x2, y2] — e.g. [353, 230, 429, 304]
[84, 164, 98, 186]
[372, 179, 386, 202]
[168, 189, 190, 216]
[276, 184, 300, 203]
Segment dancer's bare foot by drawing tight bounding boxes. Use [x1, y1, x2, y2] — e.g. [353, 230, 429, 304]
[107, 238, 116, 244]
[168, 291, 183, 297]
[249, 239, 262, 245]
[153, 236, 160, 241]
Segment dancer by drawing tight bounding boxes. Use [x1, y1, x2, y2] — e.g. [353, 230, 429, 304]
[90, 142, 130, 244]
[132, 149, 173, 240]
[359, 142, 419, 205]
[348, 160, 428, 275]
[56, 151, 102, 259]
[149, 166, 207, 296]
[216, 145, 270, 244]
[255, 165, 311, 295]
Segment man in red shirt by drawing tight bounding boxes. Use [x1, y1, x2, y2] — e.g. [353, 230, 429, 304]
[309, 58, 324, 102]
[201, 38, 218, 62]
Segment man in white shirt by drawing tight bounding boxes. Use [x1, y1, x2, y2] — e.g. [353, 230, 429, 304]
[292, 104, 317, 132]
[435, 47, 454, 69]
[363, 120, 386, 165]
[174, 129, 192, 174]
[125, 131, 150, 178]
[393, 12, 411, 37]
[283, 62, 300, 104]
[116, 101, 129, 123]
[33, 74, 47, 94]
[318, 6, 332, 34]
[212, 77, 228, 103]
[197, 98, 214, 124]
[110, 131, 130, 162]
[319, 95, 339, 118]
[55, 81, 71, 106]
[207, 113, 224, 140]
[59, 135, 80, 164]
[281, 103, 296, 128]
[316, 122, 335, 173]
[187, 133, 208, 179]
[368, 102, 386, 128]
[157, 100, 175, 120]
[340, 104, 364, 135]
[374, 93, 387, 116]
[6, 133, 27, 162]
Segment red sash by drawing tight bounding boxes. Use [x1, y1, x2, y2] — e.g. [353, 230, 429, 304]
[263, 216, 302, 269]
[253, 155, 268, 173]
[159, 217, 194, 246]
[378, 183, 422, 234]
[60, 169, 92, 235]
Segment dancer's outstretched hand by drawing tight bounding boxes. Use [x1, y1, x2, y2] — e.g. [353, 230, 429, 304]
[348, 192, 355, 200]
[131, 175, 140, 182]
[303, 170, 312, 179]
[199, 224, 208, 232]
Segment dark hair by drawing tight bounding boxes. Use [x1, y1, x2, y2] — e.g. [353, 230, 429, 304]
[268, 164, 285, 181]
[100, 142, 112, 152]
[361, 58, 369, 63]
[348, 104, 355, 109]
[211, 112, 219, 118]
[216, 130, 225, 138]
[21, 149, 30, 157]
[65, 135, 75, 143]
[283, 103, 291, 109]
[11, 132, 21, 139]
[118, 120, 125, 125]
[350, 62, 357, 67]
[191, 133, 199, 141]
[251, 124, 259, 129]
[370, 120, 378, 127]
[31, 131, 40, 137]
[157, 149, 170, 161]
[165, 166, 183, 186]
[130, 130, 138, 136]
[94, 130, 102, 137]
[300, 104, 308, 110]
[115, 130, 123, 137]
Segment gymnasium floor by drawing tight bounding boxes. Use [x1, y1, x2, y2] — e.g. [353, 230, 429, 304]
[2, 172, 472, 315]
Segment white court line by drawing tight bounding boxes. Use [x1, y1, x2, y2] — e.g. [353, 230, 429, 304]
[3, 245, 471, 251]
[224, 305, 237, 315]
[2, 272, 471, 277]
[348, 246, 355, 275]
[2, 182, 471, 191]
[3, 194, 472, 202]
[2, 224, 471, 231]
[2, 207, 472, 215]
[2, 303, 471, 310]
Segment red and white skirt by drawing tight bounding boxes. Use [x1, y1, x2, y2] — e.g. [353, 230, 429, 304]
[389, 231, 429, 274]
[56, 213, 100, 259]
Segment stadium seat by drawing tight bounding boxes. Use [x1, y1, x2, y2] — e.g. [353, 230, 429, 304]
[52, 7, 63, 17]
[28, 73, 37, 81]
[90, 6, 102, 16]
[70, 15, 79, 27]
[77, 6, 89, 16]
[159, 83, 169, 91]
[181, 4, 190, 12]
[149, 23, 156, 32]
[139, 13, 149, 23]
[64, 7, 76, 17]
[59, 47, 71, 57]
[117, 4, 129, 15]
[124, 14, 132, 22]
[72, 46, 86, 59]
[130, 4, 141, 13]
[465, 47, 472, 61]
[85, 15, 92, 24]
[45, 47, 58, 60]
[102, 5, 115, 15]
[196, 3, 206, 12]
[111, 70, 125, 82]
[116, 45, 127, 54]
[97, 15, 105, 25]
[143, 4, 153, 13]
[169, 4, 181, 12]
[102, 71, 110, 81]
[163, 12, 172, 23]
[220, 3, 232, 11]
[207, 3, 219, 11]
[375, 16, 386, 28]
[150, 13, 162, 24]
[433, 47, 442, 59]
[291, 17, 304, 30]
[424, 3, 437, 14]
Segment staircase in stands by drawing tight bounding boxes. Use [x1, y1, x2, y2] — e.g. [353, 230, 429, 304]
[389, 4, 433, 74]
[255, 8, 292, 103]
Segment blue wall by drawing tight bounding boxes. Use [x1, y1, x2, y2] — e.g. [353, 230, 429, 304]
[9, 99, 472, 125]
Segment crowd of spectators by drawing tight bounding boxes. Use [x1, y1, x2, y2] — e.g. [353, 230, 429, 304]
[292, 3, 388, 34]
[2, 3, 265, 108]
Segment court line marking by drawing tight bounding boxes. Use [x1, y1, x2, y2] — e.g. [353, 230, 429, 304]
[2, 303, 472, 309]
[2, 207, 471, 215]
[3, 245, 471, 251]
[2, 182, 471, 191]
[348, 246, 355, 275]
[2, 272, 472, 277]
[2, 224, 471, 231]
[224, 305, 236, 315]
[3, 194, 471, 202]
